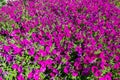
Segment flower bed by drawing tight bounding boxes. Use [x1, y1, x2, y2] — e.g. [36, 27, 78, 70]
[0, 0, 120, 80]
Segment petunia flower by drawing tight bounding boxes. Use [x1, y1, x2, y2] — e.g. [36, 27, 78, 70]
[72, 71, 78, 77]
[45, 46, 50, 53]
[18, 65, 23, 73]
[0, 68, 2, 74]
[114, 56, 119, 61]
[52, 49, 57, 54]
[34, 54, 39, 61]
[75, 45, 82, 54]
[52, 68, 58, 74]
[81, 68, 90, 76]
[12, 64, 19, 71]
[3, 45, 10, 52]
[91, 66, 98, 73]
[0, 77, 3, 80]
[45, 59, 53, 65]
[11, 44, 22, 55]
[33, 69, 40, 80]
[64, 66, 69, 74]
[39, 66, 46, 72]
[17, 73, 24, 80]
[28, 71, 33, 79]
[38, 49, 47, 57]
[99, 76, 106, 80]
[104, 74, 112, 80]
[94, 70, 102, 77]
[50, 72, 55, 77]
[28, 47, 35, 56]
[5, 54, 12, 63]
[114, 63, 119, 69]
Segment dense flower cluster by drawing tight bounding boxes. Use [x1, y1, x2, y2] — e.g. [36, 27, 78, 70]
[0, 0, 120, 80]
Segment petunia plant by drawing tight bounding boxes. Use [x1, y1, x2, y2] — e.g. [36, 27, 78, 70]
[0, 0, 120, 80]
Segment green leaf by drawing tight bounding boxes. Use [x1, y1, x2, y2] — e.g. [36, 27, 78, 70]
[24, 68, 30, 76]
[29, 27, 36, 34]
[57, 64, 62, 70]
[10, 39, 15, 44]
[92, 31, 98, 37]
[0, 35, 5, 42]
[102, 67, 111, 76]
[50, 44, 55, 52]
[62, 58, 66, 63]
[54, 76, 59, 80]
[74, 39, 84, 45]
[94, 50, 101, 54]
[40, 72, 46, 79]
[115, 1, 120, 7]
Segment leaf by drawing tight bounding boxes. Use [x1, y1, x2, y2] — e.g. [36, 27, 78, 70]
[92, 31, 98, 37]
[74, 39, 84, 45]
[40, 72, 46, 79]
[50, 44, 55, 52]
[94, 50, 101, 54]
[66, 73, 72, 79]
[0, 35, 5, 42]
[115, 1, 120, 7]
[102, 67, 111, 75]
[28, 27, 36, 35]
[61, 58, 66, 63]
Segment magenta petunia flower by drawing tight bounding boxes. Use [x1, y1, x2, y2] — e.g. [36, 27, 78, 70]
[28, 47, 35, 56]
[75, 45, 82, 53]
[114, 56, 119, 61]
[100, 63, 106, 70]
[17, 74, 24, 80]
[52, 68, 58, 74]
[45, 59, 53, 65]
[5, 55, 12, 63]
[0, 77, 3, 80]
[105, 74, 112, 80]
[11, 44, 22, 55]
[45, 46, 50, 53]
[18, 65, 23, 73]
[34, 54, 39, 61]
[0, 68, 2, 74]
[72, 71, 78, 77]
[3, 45, 10, 52]
[64, 66, 69, 74]
[12, 64, 19, 70]
[94, 70, 102, 77]
[38, 49, 47, 57]
[99, 76, 106, 80]
[91, 66, 98, 73]
[81, 67, 90, 76]
[46, 32, 52, 40]
[52, 49, 57, 54]
[33, 69, 40, 80]
[39, 66, 46, 72]
[50, 72, 55, 77]
[114, 63, 119, 69]
[21, 39, 30, 46]
[28, 72, 33, 79]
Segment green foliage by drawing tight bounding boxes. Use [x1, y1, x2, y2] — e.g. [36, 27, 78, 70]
[0, 56, 17, 80]
[115, 0, 120, 7]
[4, 70, 17, 80]
[40, 73, 46, 79]
[0, 0, 6, 7]
[22, 14, 32, 20]
[0, 34, 5, 42]
[0, 22, 13, 32]
[102, 67, 111, 76]
[94, 50, 101, 55]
